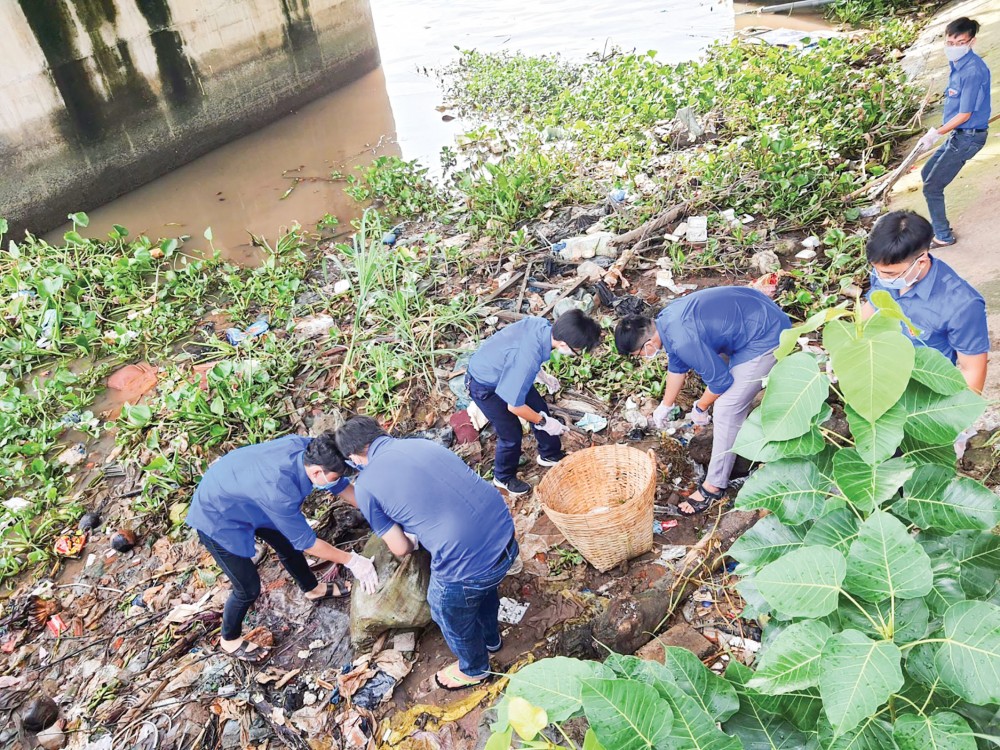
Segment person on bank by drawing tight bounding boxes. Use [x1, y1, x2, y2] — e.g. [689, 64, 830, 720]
[186, 432, 378, 664]
[615, 287, 791, 515]
[335, 416, 517, 691]
[863, 210, 988, 393]
[917, 16, 991, 248]
[466, 309, 602, 496]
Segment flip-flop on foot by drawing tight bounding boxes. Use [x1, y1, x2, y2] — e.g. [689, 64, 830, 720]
[220, 639, 272, 665]
[306, 579, 352, 601]
[434, 663, 489, 691]
[931, 236, 957, 248]
[677, 482, 726, 517]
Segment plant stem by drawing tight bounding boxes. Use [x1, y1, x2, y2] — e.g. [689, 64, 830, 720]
[840, 589, 886, 634]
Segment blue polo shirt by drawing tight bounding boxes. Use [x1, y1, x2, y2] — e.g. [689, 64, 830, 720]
[943, 50, 991, 129]
[353, 436, 514, 582]
[656, 287, 791, 393]
[467, 316, 552, 407]
[186, 435, 349, 557]
[867, 256, 989, 362]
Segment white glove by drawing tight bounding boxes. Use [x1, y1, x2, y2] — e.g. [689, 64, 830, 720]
[687, 405, 712, 426]
[917, 127, 939, 152]
[536, 412, 569, 436]
[652, 403, 680, 429]
[403, 532, 420, 551]
[346, 553, 379, 594]
[536, 371, 561, 393]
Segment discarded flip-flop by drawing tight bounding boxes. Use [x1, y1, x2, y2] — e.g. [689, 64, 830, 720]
[220, 639, 271, 665]
[434, 663, 489, 691]
[677, 482, 726, 517]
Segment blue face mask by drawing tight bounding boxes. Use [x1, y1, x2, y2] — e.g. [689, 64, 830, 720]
[876, 255, 924, 291]
[314, 476, 341, 491]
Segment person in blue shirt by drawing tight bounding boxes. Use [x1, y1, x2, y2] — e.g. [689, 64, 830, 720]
[335, 416, 517, 691]
[615, 287, 791, 515]
[467, 309, 602, 496]
[186, 433, 378, 664]
[863, 210, 989, 393]
[917, 17, 991, 247]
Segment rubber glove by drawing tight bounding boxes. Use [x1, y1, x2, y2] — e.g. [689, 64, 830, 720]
[536, 412, 569, 436]
[403, 532, 420, 551]
[687, 404, 712, 426]
[536, 371, 561, 393]
[346, 553, 379, 594]
[651, 403, 680, 429]
[917, 127, 939, 152]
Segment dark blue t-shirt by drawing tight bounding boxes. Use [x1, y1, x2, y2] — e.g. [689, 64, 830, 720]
[467, 316, 552, 406]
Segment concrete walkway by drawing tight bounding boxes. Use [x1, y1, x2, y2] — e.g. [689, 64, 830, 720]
[890, 0, 1000, 428]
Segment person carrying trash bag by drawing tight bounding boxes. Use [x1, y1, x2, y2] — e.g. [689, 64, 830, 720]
[186, 432, 378, 664]
[336, 416, 518, 691]
[466, 309, 602, 496]
[615, 286, 791, 516]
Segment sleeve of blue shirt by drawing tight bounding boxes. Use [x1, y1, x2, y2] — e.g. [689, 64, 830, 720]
[495, 350, 540, 407]
[670, 339, 734, 393]
[258, 494, 318, 551]
[959, 66, 986, 114]
[354, 485, 395, 537]
[949, 298, 990, 356]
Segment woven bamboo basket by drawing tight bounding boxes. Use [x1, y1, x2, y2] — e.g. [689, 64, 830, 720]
[536, 445, 656, 572]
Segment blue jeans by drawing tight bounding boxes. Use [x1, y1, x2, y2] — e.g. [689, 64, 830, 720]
[427, 536, 519, 677]
[921, 130, 988, 242]
[467, 375, 561, 482]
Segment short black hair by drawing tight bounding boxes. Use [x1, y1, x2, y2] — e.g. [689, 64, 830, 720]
[304, 432, 347, 474]
[551, 309, 602, 352]
[945, 17, 979, 38]
[614, 315, 655, 355]
[865, 210, 933, 265]
[335, 416, 387, 457]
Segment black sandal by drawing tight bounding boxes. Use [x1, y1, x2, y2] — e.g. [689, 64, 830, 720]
[677, 483, 726, 517]
[307, 579, 352, 601]
[221, 639, 272, 664]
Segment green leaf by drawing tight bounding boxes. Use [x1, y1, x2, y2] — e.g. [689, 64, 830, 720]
[210, 396, 225, 416]
[756, 546, 846, 618]
[735, 458, 837, 525]
[893, 711, 976, 750]
[112, 223, 129, 238]
[69, 211, 90, 227]
[204, 227, 214, 242]
[662, 646, 739, 722]
[583, 728, 607, 750]
[935, 600, 1000, 705]
[824, 318, 913, 422]
[945, 531, 1000, 598]
[868, 291, 917, 333]
[122, 403, 153, 427]
[484, 729, 513, 750]
[919, 543, 966, 616]
[725, 661, 822, 737]
[774, 306, 852, 360]
[803, 509, 859, 557]
[819, 630, 903, 732]
[0, 218, 7, 235]
[729, 516, 806, 569]
[760, 352, 829, 440]
[654, 679, 743, 750]
[747, 620, 832, 694]
[733, 409, 826, 462]
[580, 678, 673, 750]
[900, 434, 956, 468]
[843, 511, 932, 603]
[838, 596, 929, 644]
[845, 402, 907, 466]
[895, 464, 1000, 533]
[507, 657, 606, 722]
[818, 717, 898, 750]
[909, 347, 968, 396]
[833, 450, 912, 513]
[899, 382, 985, 445]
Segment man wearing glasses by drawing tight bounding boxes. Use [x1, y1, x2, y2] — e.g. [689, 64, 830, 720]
[916, 17, 991, 248]
[863, 210, 988, 394]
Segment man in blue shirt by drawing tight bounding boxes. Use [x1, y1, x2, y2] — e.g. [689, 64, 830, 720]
[467, 309, 601, 496]
[863, 210, 989, 393]
[336, 416, 517, 691]
[186, 433, 378, 663]
[615, 287, 791, 515]
[917, 17, 991, 247]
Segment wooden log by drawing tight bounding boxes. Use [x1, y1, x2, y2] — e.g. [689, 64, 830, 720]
[603, 201, 691, 288]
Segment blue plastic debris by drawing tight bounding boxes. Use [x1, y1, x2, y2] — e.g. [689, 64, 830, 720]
[382, 231, 398, 246]
[551, 241, 567, 254]
[609, 188, 627, 203]
[225, 316, 270, 345]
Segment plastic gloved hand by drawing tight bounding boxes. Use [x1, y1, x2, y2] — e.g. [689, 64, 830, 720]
[346, 553, 379, 594]
[536, 371, 561, 393]
[536, 412, 569, 436]
[403, 532, 420, 551]
[687, 404, 712, 426]
[652, 403, 681, 429]
[917, 127, 939, 153]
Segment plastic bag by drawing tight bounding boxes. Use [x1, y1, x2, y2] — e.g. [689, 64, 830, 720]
[349, 535, 433, 648]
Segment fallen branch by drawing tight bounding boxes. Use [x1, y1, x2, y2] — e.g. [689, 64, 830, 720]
[604, 201, 691, 289]
[249, 696, 312, 750]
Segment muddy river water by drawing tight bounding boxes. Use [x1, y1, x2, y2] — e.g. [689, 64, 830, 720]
[50, 0, 829, 262]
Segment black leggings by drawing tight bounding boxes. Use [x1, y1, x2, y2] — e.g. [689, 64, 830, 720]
[198, 529, 318, 640]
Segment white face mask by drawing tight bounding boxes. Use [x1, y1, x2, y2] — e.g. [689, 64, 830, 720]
[945, 44, 971, 62]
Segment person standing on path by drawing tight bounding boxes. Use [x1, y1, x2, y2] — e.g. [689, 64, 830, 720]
[335, 416, 518, 691]
[466, 309, 601, 496]
[615, 287, 791, 515]
[917, 16, 991, 248]
[186, 433, 378, 664]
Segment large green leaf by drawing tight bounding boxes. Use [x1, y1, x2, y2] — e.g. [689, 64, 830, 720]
[910, 347, 969, 395]
[735, 458, 838, 525]
[775, 306, 852, 360]
[838, 596, 929, 644]
[580, 678, 673, 750]
[507, 657, 607, 721]
[900, 382, 986, 445]
[747, 620, 832, 694]
[819, 630, 903, 732]
[893, 711, 977, 750]
[824, 318, 913, 422]
[661, 647, 739, 722]
[734, 574, 772, 620]
[895, 464, 1000, 533]
[917, 540, 967, 616]
[726, 662, 822, 733]
[845, 402, 907, 466]
[904, 641, 951, 694]
[723, 662, 818, 749]
[935, 600, 1000, 705]
[818, 717, 898, 750]
[803, 508, 859, 557]
[729, 515, 807, 569]
[843, 511, 933, 603]
[760, 352, 830, 440]
[833, 450, 913, 513]
[733, 408, 827, 462]
[756, 546, 846, 617]
[945, 531, 1000, 598]
[899, 434, 956, 468]
[654, 679, 743, 750]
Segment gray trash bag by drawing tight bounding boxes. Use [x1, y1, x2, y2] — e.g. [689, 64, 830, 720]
[349, 534, 433, 649]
